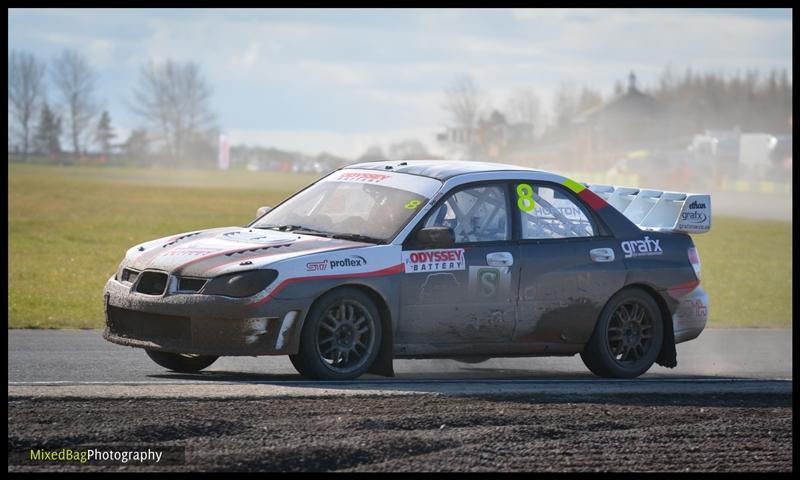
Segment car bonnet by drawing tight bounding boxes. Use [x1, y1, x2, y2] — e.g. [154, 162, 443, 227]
[123, 227, 369, 277]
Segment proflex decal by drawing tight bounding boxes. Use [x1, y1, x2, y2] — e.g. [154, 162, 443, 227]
[679, 200, 709, 226]
[306, 255, 367, 272]
[620, 236, 663, 258]
[402, 249, 465, 273]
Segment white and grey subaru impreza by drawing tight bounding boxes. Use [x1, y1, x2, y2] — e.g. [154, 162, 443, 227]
[104, 160, 710, 380]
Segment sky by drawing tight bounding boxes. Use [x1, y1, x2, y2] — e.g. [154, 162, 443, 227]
[8, 8, 793, 158]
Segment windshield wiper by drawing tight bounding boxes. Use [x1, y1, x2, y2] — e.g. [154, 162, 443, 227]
[293, 229, 333, 238]
[331, 233, 386, 244]
[256, 225, 384, 243]
[258, 224, 334, 237]
[255, 224, 302, 231]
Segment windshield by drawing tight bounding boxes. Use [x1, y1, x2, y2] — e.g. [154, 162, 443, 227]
[251, 170, 441, 242]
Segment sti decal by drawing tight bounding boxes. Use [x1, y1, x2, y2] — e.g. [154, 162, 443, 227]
[620, 236, 663, 258]
[403, 248, 466, 273]
[306, 260, 329, 271]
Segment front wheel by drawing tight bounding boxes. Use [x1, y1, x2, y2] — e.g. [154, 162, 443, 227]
[290, 288, 382, 380]
[145, 349, 218, 373]
[580, 288, 664, 378]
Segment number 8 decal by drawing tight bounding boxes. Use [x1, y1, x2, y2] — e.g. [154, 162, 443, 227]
[516, 183, 535, 212]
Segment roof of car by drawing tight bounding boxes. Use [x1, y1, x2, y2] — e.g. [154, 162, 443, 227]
[344, 160, 542, 181]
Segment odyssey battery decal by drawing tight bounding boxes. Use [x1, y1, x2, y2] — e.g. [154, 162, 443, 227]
[402, 248, 466, 273]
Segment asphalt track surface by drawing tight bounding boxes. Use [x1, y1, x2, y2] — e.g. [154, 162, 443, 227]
[8, 329, 793, 472]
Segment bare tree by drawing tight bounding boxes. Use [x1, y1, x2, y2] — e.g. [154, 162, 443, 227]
[51, 49, 98, 157]
[120, 129, 151, 165]
[8, 50, 47, 160]
[576, 86, 603, 113]
[505, 87, 542, 131]
[94, 110, 116, 156]
[34, 103, 62, 158]
[552, 82, 578, 130]
[387, 139, 430, 161]
[130, 60, 216, 162]
[356, 145, 386, 163]
[443, 75, 484, 130]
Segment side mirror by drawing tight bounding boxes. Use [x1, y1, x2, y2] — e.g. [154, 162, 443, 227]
[255, 206, 271, 219]
[416, 226, 455, 248]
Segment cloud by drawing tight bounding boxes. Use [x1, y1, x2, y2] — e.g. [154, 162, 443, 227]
[9, 8, 791, 156]
[40, 32, 115, 67]
[232, 42, 261, 69]
[296, 60, 368, 87]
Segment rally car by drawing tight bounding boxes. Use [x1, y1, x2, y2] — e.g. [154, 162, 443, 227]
[103, 160, 710, 380]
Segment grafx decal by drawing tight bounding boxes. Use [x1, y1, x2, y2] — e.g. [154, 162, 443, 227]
[403, 249, 466, 273]
[468, 266, 511, 300]
[620, 236, 663, 258]
[677, 199, 710, 231]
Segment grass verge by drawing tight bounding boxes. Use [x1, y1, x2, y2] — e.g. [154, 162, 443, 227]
[8, 163, 791, 328]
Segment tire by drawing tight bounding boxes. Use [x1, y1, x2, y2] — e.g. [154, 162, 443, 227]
[289, 287, 382, 380]
[145, 349, 218, 373]
[580, 287, 664, 378]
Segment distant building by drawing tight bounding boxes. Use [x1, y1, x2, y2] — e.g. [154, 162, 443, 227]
[437, 110, 535, 161]
[572, 72, 665, 169]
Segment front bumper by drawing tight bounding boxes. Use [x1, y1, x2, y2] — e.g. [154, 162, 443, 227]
[102, 277, 306, 356]
[672, 285, 709, 344]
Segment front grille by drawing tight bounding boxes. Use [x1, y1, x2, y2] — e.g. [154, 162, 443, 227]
[136, 271, 169, 295]
[178, 277, 207, 292]
[121, 268, 140, 284]
[106, 305, 190, 340]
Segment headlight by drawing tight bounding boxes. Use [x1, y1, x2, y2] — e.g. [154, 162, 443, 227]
[202, 270, 278, 298]
[115, 261, 128, 281]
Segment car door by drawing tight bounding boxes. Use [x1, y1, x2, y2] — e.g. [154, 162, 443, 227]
[397, 182, 519, 345]
[512, 181, 627, 346]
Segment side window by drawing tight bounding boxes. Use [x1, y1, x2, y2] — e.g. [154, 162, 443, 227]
[424, 184, 510, 243]
[516, 183, 595, 239]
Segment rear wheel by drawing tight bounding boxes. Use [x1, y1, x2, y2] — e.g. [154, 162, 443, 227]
[290, 288, 382, 380]
[145, 349, 218, 373]
[580, 288, 664, 378]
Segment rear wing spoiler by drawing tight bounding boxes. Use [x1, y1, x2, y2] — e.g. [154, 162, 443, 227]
[584, 184, 711, 234]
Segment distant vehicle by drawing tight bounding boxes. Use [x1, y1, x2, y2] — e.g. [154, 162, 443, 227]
[104, 161, 710, 380]
[609, 149, 703, 191]
[691, 130, 792, 182]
